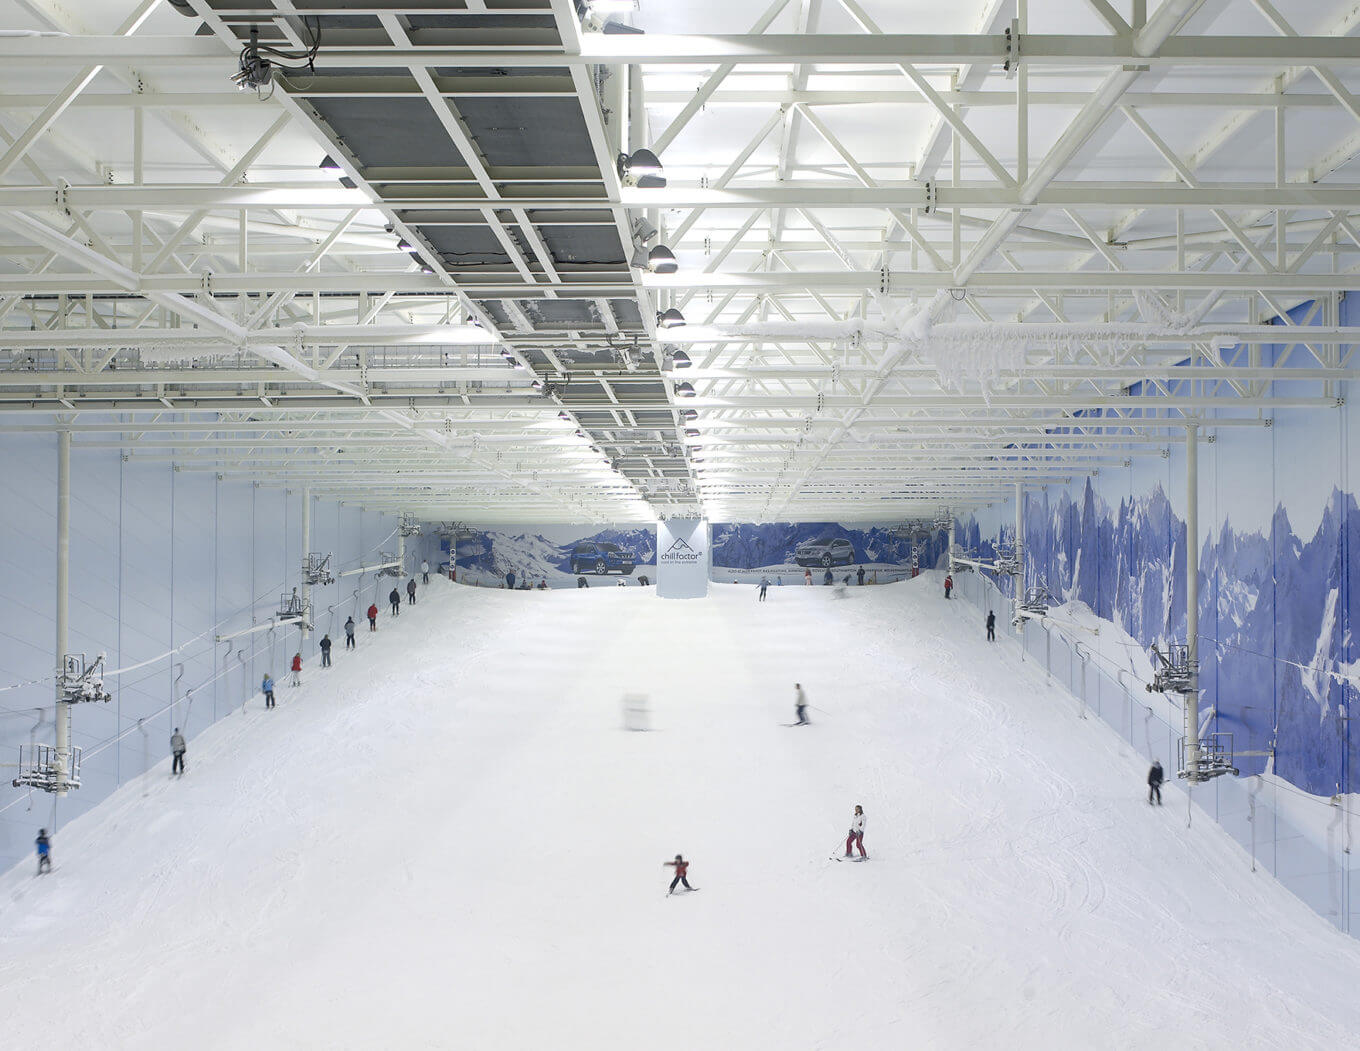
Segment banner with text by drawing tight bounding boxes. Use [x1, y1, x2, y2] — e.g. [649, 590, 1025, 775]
[656, 519, 709, 600]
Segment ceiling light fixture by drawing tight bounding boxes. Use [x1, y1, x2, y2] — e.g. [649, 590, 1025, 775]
[618, 148, 666, 189]
[657, 308, 685, 329]
[646, 245, 678, 274]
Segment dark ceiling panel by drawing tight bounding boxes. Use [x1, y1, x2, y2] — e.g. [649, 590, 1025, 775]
[310, 97, 468, 169]
[456, 97, 599, 167]
[537, 224, 626, 268]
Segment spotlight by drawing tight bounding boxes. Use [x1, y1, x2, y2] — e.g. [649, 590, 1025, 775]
[674, 381, 696, 397]
[617, 147, 666, 189]
[681, 408, 698, 422]
[319, 155, 341, 172]
[558, 411, 571, 421]
[632, 216, 658, 242]
[657, 308, 685, 329]
[669, 349, 692, 369]
[397, 238, 412, 251]
[646, 245, 678, 274]
[684, 428, 700, 438]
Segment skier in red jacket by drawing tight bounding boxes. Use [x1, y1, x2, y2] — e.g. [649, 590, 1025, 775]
[367, 603, 379, 631]
[290, 652, 303, 687]
[664, 854, 694, 894]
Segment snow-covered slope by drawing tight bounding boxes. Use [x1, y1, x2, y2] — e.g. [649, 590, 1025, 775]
[2, 579, 1359, 1050]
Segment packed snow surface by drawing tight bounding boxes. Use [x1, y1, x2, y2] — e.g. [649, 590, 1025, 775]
[3, 578, 1360, 1050]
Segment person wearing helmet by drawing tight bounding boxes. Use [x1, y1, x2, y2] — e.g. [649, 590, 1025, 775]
[664, 854, 694, 894]
[35, 829, 51, 874]
[845, 805, 867, 859]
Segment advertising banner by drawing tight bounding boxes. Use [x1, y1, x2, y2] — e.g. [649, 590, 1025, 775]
[437, 524, 656, 589]
[656, 519, 709, 600]
[709, 521, 948, 585]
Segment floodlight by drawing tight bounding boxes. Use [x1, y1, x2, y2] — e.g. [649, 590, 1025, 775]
[647, 245, 678, 274]
[319, 155, 341, 172]
[657, 308, 686, 329]
[669, 349, 692, 369]
[681, 408, 698, 422]
[617, 148, 666, 188]
[632, 217, 658, 242]
[674, 381, 696, 397]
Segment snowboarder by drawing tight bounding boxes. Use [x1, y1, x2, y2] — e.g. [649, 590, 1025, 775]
[389, 587, 401, 616]
[804, 568, 812, 585]
[170, 728, 186, 775]
[845, 805, 867, 859]
[506, 570, 517, 590]
[944, 573, 953, 599]
[319, 634, 332, 667]
[344, 616, 356, 650]
[665, 854, 694, 894]
[421, 559, 430, 585]
[367, 603, 379, 631]
[407, 577, 417, 605]
[857, 565, 866, 586]
[261, 673, 275, 709]
[823, 568, 834, 585]
[758, 576, 769, 602]
[986, 610, 996, 642]
[577, 577, 589, 589]
[1148, 759, 1164, 805]
[35, 829, 50, 875]
[794, 683, 810, 726]
[290, 652, 302, 687]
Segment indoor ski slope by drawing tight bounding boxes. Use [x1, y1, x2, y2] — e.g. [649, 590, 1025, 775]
[2, 576, 1360, 1050]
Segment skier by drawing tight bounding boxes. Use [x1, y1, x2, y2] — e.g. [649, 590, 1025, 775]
[577, 577, 589, 589]
[758, 576, 769, 602]
[944, 573, 953, 599]
[857, 565, 865, 586]
[986, 610, 996, 642]
[344, 616, 356, 650]
[506, 570, 517, 590]
[170, 727, 186, 775]
[845, 805, 867, 859]
[261, 673, 275, 709]
[421, 559, 430, 585]
[35, 829, 50, 875]
[389, 586, 401, 616]
[407, 577, 417, 606]
[794, 683, 810, 726]
[367, 602, 379, 631]
[664, 854, 694, 894]
[319, 634, 332, 667]
[538, 579, 548, 590]
[804, 568, 812, 585]
[1148, 759, 1164, 805]
[823, 568, 833, 586]
[290, 652, 302, 687]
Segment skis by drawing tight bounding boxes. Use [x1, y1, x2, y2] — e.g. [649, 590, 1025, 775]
[831, 856, 869, 862]
[667, 887, 700, 896]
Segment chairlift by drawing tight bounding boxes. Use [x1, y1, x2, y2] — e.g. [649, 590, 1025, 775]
[377, 551, 404, 578]
[277, 587, 312, 625]
[1020, 584, 1050, 616]
[399, 512, 422, 538]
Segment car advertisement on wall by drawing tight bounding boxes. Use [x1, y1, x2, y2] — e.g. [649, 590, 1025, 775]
[709, 521, 950, 584]
[437, 524, 657, 589]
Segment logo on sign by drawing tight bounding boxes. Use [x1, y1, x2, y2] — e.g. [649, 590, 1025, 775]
[660, 536, 703, 563]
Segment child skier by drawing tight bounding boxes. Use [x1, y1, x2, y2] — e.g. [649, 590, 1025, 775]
[35, 829, 50, 874]
[944, 573, 953, 599]
[290, 652, 303, 687]
[344, 616, 356, 649]
[665, 854, 694, 894]
[845, 805, 867, 859]
[261, 673, 275, 709]
[367, 603, 378, 631]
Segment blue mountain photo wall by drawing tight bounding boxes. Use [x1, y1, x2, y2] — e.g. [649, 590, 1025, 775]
[710, 521, 950, 580]
[434, 525, 657, 588]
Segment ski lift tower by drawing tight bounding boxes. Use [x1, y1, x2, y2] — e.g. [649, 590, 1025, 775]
[396, 512, 422, 578]
[12, 653, 111, 794]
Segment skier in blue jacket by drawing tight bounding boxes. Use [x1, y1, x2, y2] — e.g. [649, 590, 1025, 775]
[35, 829, 50, 874]
[261, 673, 276, 710]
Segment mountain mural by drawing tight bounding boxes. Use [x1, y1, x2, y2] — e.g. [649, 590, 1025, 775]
[447, 526, 657, 587]
[710, 521, 950, 573]
[960, 480, 1360, 797]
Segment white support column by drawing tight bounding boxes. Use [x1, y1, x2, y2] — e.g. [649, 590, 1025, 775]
[398, 520, 407, 579]
[301, 486, 311, 642]
[1185, 423, 1201, 776]
[54, 428, 70, 796]
[1014, 479, 1024, 622]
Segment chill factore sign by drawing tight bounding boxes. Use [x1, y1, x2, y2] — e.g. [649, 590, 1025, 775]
[656, 520, 709, 599]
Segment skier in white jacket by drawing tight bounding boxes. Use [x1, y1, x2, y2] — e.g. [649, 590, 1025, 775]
[421, 559, 430, 584]
[794, 684, 809, 726]
[844, 805, 867, 859]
